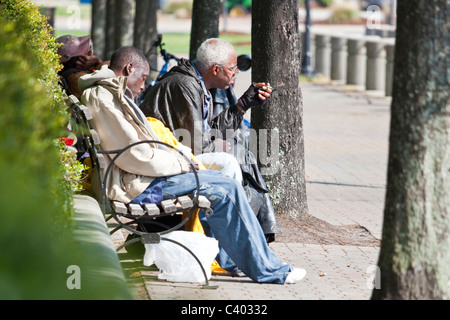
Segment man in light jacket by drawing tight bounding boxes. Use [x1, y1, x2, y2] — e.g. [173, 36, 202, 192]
[79, 46, 305, 284]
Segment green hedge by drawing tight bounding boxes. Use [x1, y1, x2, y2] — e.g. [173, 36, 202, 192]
[0, 0, 71, 222]
[0, 0, 125, 299]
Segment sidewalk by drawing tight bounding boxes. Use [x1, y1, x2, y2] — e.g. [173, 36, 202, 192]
[118, 81, 390, 301]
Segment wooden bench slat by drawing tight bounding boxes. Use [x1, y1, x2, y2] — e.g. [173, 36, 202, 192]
[68, 95, 92, 120]
[176, 195, 193, 210]
[128, 203, 144, 216]
[79, 105, 92, 120]
[198, 195, 211, 209]
[90, 129, 100, 145]
[112, 201, 127, 214]
[144, 203, 160, 216]
[97, 153, 106, 169]
[161, 199, 177, 213]
[67, 94, 80, 106]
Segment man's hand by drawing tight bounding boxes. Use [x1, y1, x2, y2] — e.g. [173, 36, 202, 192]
[237, 82, 272, 112]
[188, 160, 200, 172]
[75, 55, 103, 70]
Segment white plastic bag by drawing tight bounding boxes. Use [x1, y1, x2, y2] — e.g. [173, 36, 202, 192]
[143, 231, 219, 283]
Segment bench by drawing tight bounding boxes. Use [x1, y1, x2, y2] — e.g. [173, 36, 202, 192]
[66, 95, 214, 287]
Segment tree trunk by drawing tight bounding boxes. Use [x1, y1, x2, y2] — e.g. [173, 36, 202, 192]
[251, 0, 308, 217]
[104, 0, 116, 60]
[189, 0, 221, 60]
[114, 0, 134, 49]
[91, 0, 107, 60]
[372, 0, 450, 299]
[134, 0, 158, 63]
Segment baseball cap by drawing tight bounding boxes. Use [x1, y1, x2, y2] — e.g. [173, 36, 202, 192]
[56, 35, 92, 63]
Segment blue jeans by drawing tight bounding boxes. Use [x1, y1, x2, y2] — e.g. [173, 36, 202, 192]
[132, 170, 291, 284]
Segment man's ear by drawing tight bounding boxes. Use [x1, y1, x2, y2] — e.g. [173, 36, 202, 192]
[211, 64, 221, 76]
[123, 62, 134, 76]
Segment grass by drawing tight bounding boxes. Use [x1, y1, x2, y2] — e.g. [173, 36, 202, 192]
[54, 29, 89, 38]
[52, 5, 251, 57]
[158, 33, 251, 56]
[53, 30, 251, 58]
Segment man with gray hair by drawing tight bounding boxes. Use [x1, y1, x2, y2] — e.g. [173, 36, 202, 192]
[140, 38, 281, 243]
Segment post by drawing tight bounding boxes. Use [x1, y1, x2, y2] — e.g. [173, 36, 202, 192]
[366, 40, 386, 93]
[301, 0, 314, 76]
[385, 43, 395, 97]
[315, 34, 331, 79]
[346, 37, 367, 90]
[331, 36, 347, 84]
[310, 33, 316, 73]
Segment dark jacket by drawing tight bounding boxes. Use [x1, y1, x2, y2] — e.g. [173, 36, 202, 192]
[140, 58, 244, 155]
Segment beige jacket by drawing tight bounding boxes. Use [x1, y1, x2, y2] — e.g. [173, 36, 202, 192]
[79, 65, 190, 203]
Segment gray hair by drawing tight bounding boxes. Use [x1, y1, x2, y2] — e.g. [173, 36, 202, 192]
[195, 38, 235, 72]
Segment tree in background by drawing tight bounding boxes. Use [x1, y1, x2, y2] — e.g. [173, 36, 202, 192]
[114, 0, 134, 49]
[104, 0, 116, 60]
[372, 0, 450, 299]
[251, 0, 308, 217]
[189, 0, 221, 60]
[134, 0, 159, 69]
[91, 0, 106, 60]
[98, 0, 159, 62]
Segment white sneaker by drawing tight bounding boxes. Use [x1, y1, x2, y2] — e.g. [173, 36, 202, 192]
[285, 268, 306, 284]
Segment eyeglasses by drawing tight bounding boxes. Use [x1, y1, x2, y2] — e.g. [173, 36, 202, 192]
[219, 65, 240, 75]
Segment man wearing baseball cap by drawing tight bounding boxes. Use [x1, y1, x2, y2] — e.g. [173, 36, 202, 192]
[56, 35, 106, 99]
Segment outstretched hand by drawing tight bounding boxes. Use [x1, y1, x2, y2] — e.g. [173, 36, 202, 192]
[253, 82, 272, 101]
[237, 82, 272, 112]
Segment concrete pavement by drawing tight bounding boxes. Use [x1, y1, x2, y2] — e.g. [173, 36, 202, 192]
[115, 81, 390, 301]
[302, 82, 390, 240]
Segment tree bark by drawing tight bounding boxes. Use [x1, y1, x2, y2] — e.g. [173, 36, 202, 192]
[251, 0, 308, 217]
[189, 0, 221, 60]
[134, 0, 158, 64]
[104, 0, 116, 60]
[114, 0, 134, 49]
[91, 0, 107, 60]
[372, 0, 450, 299]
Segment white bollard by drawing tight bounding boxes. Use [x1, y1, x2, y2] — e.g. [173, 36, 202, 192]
[314, 34, 331, 79]
[366, 40, 386, 94]
[331, 36, 347, 84]
[346, 37, 367, 90]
